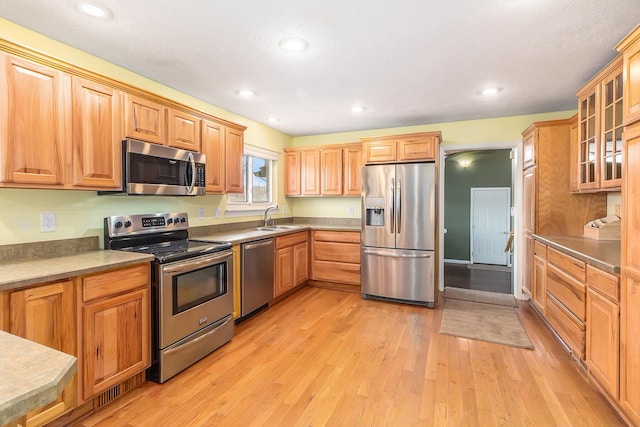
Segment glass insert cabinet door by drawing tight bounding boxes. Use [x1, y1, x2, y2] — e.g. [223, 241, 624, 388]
[601, 71, 624, 188]
[578, 91, 599, 189]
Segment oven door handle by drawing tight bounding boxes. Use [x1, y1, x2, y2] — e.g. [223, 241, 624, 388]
[162, 251, 231, 274]
[163, 316, 233, 356]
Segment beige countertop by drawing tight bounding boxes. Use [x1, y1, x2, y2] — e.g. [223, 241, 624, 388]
[0, 250, 154, 291]
[191, 223, 360, 245]
[0, 331, 77, 425]
[534, 234, 620, 274]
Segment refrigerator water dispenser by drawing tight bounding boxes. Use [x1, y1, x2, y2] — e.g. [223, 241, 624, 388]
[365, 197, 385, 226]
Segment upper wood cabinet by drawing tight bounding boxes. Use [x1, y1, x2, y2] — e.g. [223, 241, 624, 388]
[361, 131, 440, 164]
[285, 143, 362, 197]
[617, 25, 640, 125]
[0, 53, 70, 186]
[343, 144, 363, 196]
[201, 119, 225, 193]
[124, 93, 166, 145]
[575, 57, 623, 192]
[569, 114, 580, 192]
[321, 148, 343, 195]
[71, 77, 122, 189]
[225, 126, 244, 194]
[168, 109, 201, 151]
[522, 130, 536, 170]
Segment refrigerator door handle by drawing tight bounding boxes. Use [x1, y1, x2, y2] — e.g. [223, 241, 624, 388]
[363, 249, 432, 259]
[396, 178, 401, 234]
[389, 177, 395, 234]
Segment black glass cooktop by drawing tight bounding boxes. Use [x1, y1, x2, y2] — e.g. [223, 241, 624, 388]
[122, 240, 231, 263]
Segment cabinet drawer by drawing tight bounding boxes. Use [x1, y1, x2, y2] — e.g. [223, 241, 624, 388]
[314, 241, 360, 264]
[397, 137, 436, 161]
[534, 241, 547, 257]
[83, 264, 150, 302]
[547, 247, 586, 282]
[587, 265, 619, 302]
[312, 260, 360, 285]
[546, 292, 586, 359]
[546, 264, 586, 321]
[313, 230, 360, 243]
[275, 231, 308, 249]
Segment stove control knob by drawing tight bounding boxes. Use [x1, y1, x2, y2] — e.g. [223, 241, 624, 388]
[180, 217, 186, 223]
[167, 218, 174, 224]
[124, 221, 132, 228]
[114, 221, 123, 228]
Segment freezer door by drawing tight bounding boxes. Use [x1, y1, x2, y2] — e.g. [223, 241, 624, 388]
[361, 247, 435, 305]
[395, 163, 435, 251]
[361, 164, 396, 248]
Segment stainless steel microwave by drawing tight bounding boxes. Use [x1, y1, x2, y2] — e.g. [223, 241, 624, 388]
[102, 139, 206, 196]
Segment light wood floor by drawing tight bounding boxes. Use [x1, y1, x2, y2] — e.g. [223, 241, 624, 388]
[74, 286, 625, 426]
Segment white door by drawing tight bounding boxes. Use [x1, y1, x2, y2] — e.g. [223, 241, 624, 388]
[471, 187, 511, 265]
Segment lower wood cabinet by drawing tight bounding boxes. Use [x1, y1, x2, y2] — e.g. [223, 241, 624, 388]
[81, 264, 150, 400]
[310, 230, 361, 286]
[6, 280, 77, 427]
[586, 287, 619, 398]
[275, 232, 309, 297]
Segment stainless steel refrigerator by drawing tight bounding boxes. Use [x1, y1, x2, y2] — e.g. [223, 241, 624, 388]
[361, 163, 436, 307]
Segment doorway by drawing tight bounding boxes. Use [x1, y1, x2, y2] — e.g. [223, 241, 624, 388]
[441, 148, 516, 295]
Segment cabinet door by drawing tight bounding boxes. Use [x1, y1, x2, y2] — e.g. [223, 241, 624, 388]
[343, 144, 362, 196]
[168, 109, 201, 151]
[586, 288, 619, 399]
[83, 288, 150, 399]
[225, 127, 244, 193]
[284, 151, 301, 195]
[124, 93, 166, 144]
[569, 115, 580, 192]
[578, 90, 600, 190]
[600, 69, 624, 189]
[202, 119, 225, 193]
[620, 31, 640, 124]
[301, 149, 321, 196]
[523, 168, 536, 234]
[72, 77, 122, 189]
[522, 130, 536, 170]
[275, 246, 294, 297]
[321, 148, 343, 195]
[522, 234, 534, 297]
[363, 141, 396, 164]
[0, 53, 70, 185]
[10, 280, 76, 426]
[397, 136, 436, 161]
[533, 254, 546, 314]
[294, 242, 309, 286]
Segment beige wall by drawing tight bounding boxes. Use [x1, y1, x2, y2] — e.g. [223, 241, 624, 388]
[289, 111, 577, 217]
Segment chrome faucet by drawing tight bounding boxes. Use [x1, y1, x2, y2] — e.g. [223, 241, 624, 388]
[264, 205, 278, 227]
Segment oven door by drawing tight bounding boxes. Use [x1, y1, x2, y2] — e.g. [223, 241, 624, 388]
[159, 249, 233, 349]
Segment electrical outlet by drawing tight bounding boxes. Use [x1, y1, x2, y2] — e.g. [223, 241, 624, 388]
[615, 204, 621, 217]
[348, 206, 355, 215]
[283, 206, 289, 214]
[197, 208, 205, 219]
[40, 212, 56, 232]
[214, 208, 221, 218]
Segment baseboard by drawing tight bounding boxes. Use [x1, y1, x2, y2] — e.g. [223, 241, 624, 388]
[444, 259, 471, 264]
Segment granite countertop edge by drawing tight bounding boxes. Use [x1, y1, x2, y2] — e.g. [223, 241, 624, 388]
[533, 234, 621, 274]
[0, 251, 154, 291]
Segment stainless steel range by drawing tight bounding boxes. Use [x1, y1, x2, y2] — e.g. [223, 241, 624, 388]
[104, 212, 233, 383]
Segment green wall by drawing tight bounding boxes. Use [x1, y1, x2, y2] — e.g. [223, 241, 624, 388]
[444, 149, 512, 261]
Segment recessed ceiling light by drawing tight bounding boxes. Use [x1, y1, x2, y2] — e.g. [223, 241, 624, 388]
[279, 37, 309, 52]
[267, 116, 280, 123]
[480, 87, 502, 96]
[76, 1, 113, 18]
[350, 105, 366, 113]
[236, 89, 256, 98]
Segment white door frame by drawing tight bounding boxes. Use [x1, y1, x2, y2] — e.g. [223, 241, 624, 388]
[470, 187, 511, 266]
[439, 140, 524, 299]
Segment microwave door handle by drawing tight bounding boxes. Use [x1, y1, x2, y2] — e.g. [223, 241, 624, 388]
[186, 152, 196, 194]
[396, 178, 401, 234]
[389, 177, 395, 234]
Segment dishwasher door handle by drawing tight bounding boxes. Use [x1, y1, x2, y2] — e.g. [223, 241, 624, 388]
[244, 239, 273, 250]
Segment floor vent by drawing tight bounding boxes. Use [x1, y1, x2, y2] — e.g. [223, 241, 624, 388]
[94, 372, 146, 409]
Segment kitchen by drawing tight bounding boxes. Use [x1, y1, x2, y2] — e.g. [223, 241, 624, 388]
[1, 1, 640, 426]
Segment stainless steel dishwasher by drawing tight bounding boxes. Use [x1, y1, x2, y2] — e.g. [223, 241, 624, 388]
[241, 238, 274, 318]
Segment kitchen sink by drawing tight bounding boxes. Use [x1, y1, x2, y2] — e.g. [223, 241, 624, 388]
[253, 225, 302, 231]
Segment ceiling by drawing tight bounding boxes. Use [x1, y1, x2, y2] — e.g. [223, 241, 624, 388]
[1, 1, 639, 136]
